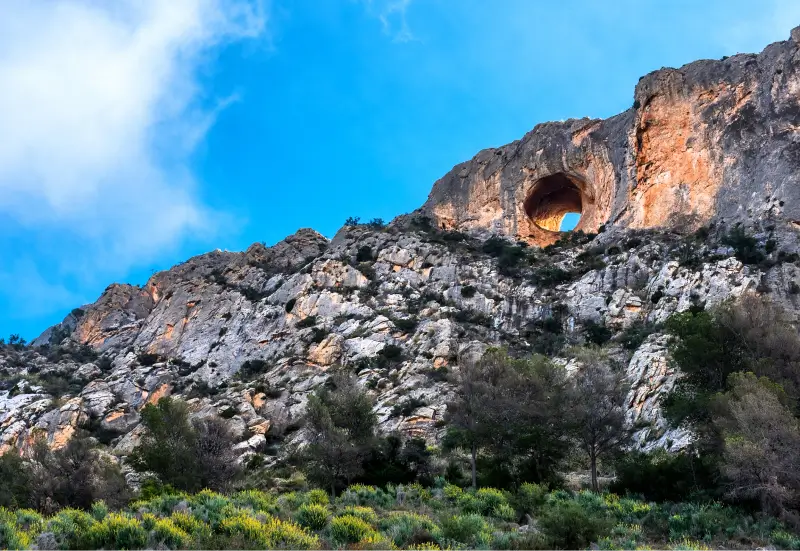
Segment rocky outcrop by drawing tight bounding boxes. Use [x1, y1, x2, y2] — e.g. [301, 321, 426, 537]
[421, 27, 800, 245]
[4, 29, 800, 467]
[5, 220, 798, 462]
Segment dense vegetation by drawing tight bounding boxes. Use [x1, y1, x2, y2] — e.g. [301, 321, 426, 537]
[2, 483, 799, 550]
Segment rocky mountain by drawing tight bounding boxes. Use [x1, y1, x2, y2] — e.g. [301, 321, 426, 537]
[3, 27, 800, 470]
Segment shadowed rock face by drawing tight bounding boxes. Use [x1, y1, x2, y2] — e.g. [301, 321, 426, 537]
[421, 26, 800, 245]
[524, 172, 587, 232]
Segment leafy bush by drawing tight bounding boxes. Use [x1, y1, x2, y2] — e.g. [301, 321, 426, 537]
[721, 226, 764, 265]
[356, 246, 374, 262]
[532, 265, 572, 286]
[339, 484, 394, 509]
[513, 482, 548, 516]
[86, 513, 148, 550]
[330, 514, 379, 544]
[150, 517, 190, 548]
[219, 511, 319, 549]
[538, 500, 614, 549]
[238, 358, 269, 378]
[0, 451, 31, 509]
[460, 285, 477, 298]
[137, 352, 160, 366]
[338, 505, 378, 525]
[584, 320, 613, 345]
[306, 488, 329, 506]
[295, 503, 329, 530]
[393, 316, 418, 333]
[611, 450, 718, 502]
[379, 344, 404, 361]
[391, 396, 428, 418]
[231, 489, 276, 513]
[482, 237, 528, 276]
[129, 398, 240, 493]
[439, 513, 489, 547]
[296, 315, 318, 329]
[378, 511, 439, 548]
[618, 320, 658, 350]
[474, 487, 509, 516]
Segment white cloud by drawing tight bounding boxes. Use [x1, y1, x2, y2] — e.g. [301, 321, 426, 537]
[0, 0, 266, 268]
[362, 0, 416, 43]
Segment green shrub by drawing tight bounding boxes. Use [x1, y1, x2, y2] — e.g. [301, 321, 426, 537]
[668, 537, 712, 550]
[664, 501, 738, 543]
[771, 529, 800, 550]
[338, 505, 378, 525]
[296, 503, 329, 530]
[584, 320, 613, 345]
[538, 500, 613, 549]
[86, 513, 148, 550]
[532, 265, 572, 286]
[611, 450, 717, 502]
[357, 246, 374, 262]
[90, 500, 109, 521]
[442, 484, 464, 503]
[408, 542, 442, 550]
[513, 482, 548, 516]
[378, 511, 440, 548]
[393, 316, 418, 333]
[722, 226, 764, 265]
[330, 514, 379, 544]
[475, 487, 509, 515]
[492, 502, 516, 521]
[618, 320, 658, 350]
[231, 489, 276, 513]
[151, 517, 190, 549]
[219, 511, 319, 549]
[9, 509, 42, 536]
[391, 396, 428, 418]
[439, 513, 490, 547]
[297, 315, 318, 329]
[46, 508, 97, 550]
[0, 521, 30, 550]
[306, 488, 330, 506]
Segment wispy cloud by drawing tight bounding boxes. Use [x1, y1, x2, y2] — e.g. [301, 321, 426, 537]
[362, 0, 416, 43]
[0, 0, 265, 330]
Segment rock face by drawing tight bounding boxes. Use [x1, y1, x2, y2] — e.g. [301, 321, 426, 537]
[4, 29, 800, 466]
[421, 27, 800, 245]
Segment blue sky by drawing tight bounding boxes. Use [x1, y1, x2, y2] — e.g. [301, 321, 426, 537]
[1, 0, 798, 340]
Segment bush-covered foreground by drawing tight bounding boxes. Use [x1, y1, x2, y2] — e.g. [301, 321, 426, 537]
[2, 483, 798, 550]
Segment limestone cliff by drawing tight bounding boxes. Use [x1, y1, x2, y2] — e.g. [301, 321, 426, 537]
[4, 28, 800, 469]
[421, 26, 800, 245]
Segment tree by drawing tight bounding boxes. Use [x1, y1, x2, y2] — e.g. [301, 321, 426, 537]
[358, 434, 434, 487]
[300, 372, 376, 495]
[663, 295, 800, 440]
[28, 436, 129, 514]
[713, 372, 800, 520]
[443, 357, 490, 489]
[0, 450, 32, 509]
[444, 348, 570, 489]
[129, 397, 240, 492]
[566, 347, 631, 491]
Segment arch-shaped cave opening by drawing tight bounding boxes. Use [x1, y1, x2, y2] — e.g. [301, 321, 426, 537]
[524, 172, 585, 232]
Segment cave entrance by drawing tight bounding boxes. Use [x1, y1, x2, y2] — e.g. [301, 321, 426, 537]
[524, 172, 585, 232]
